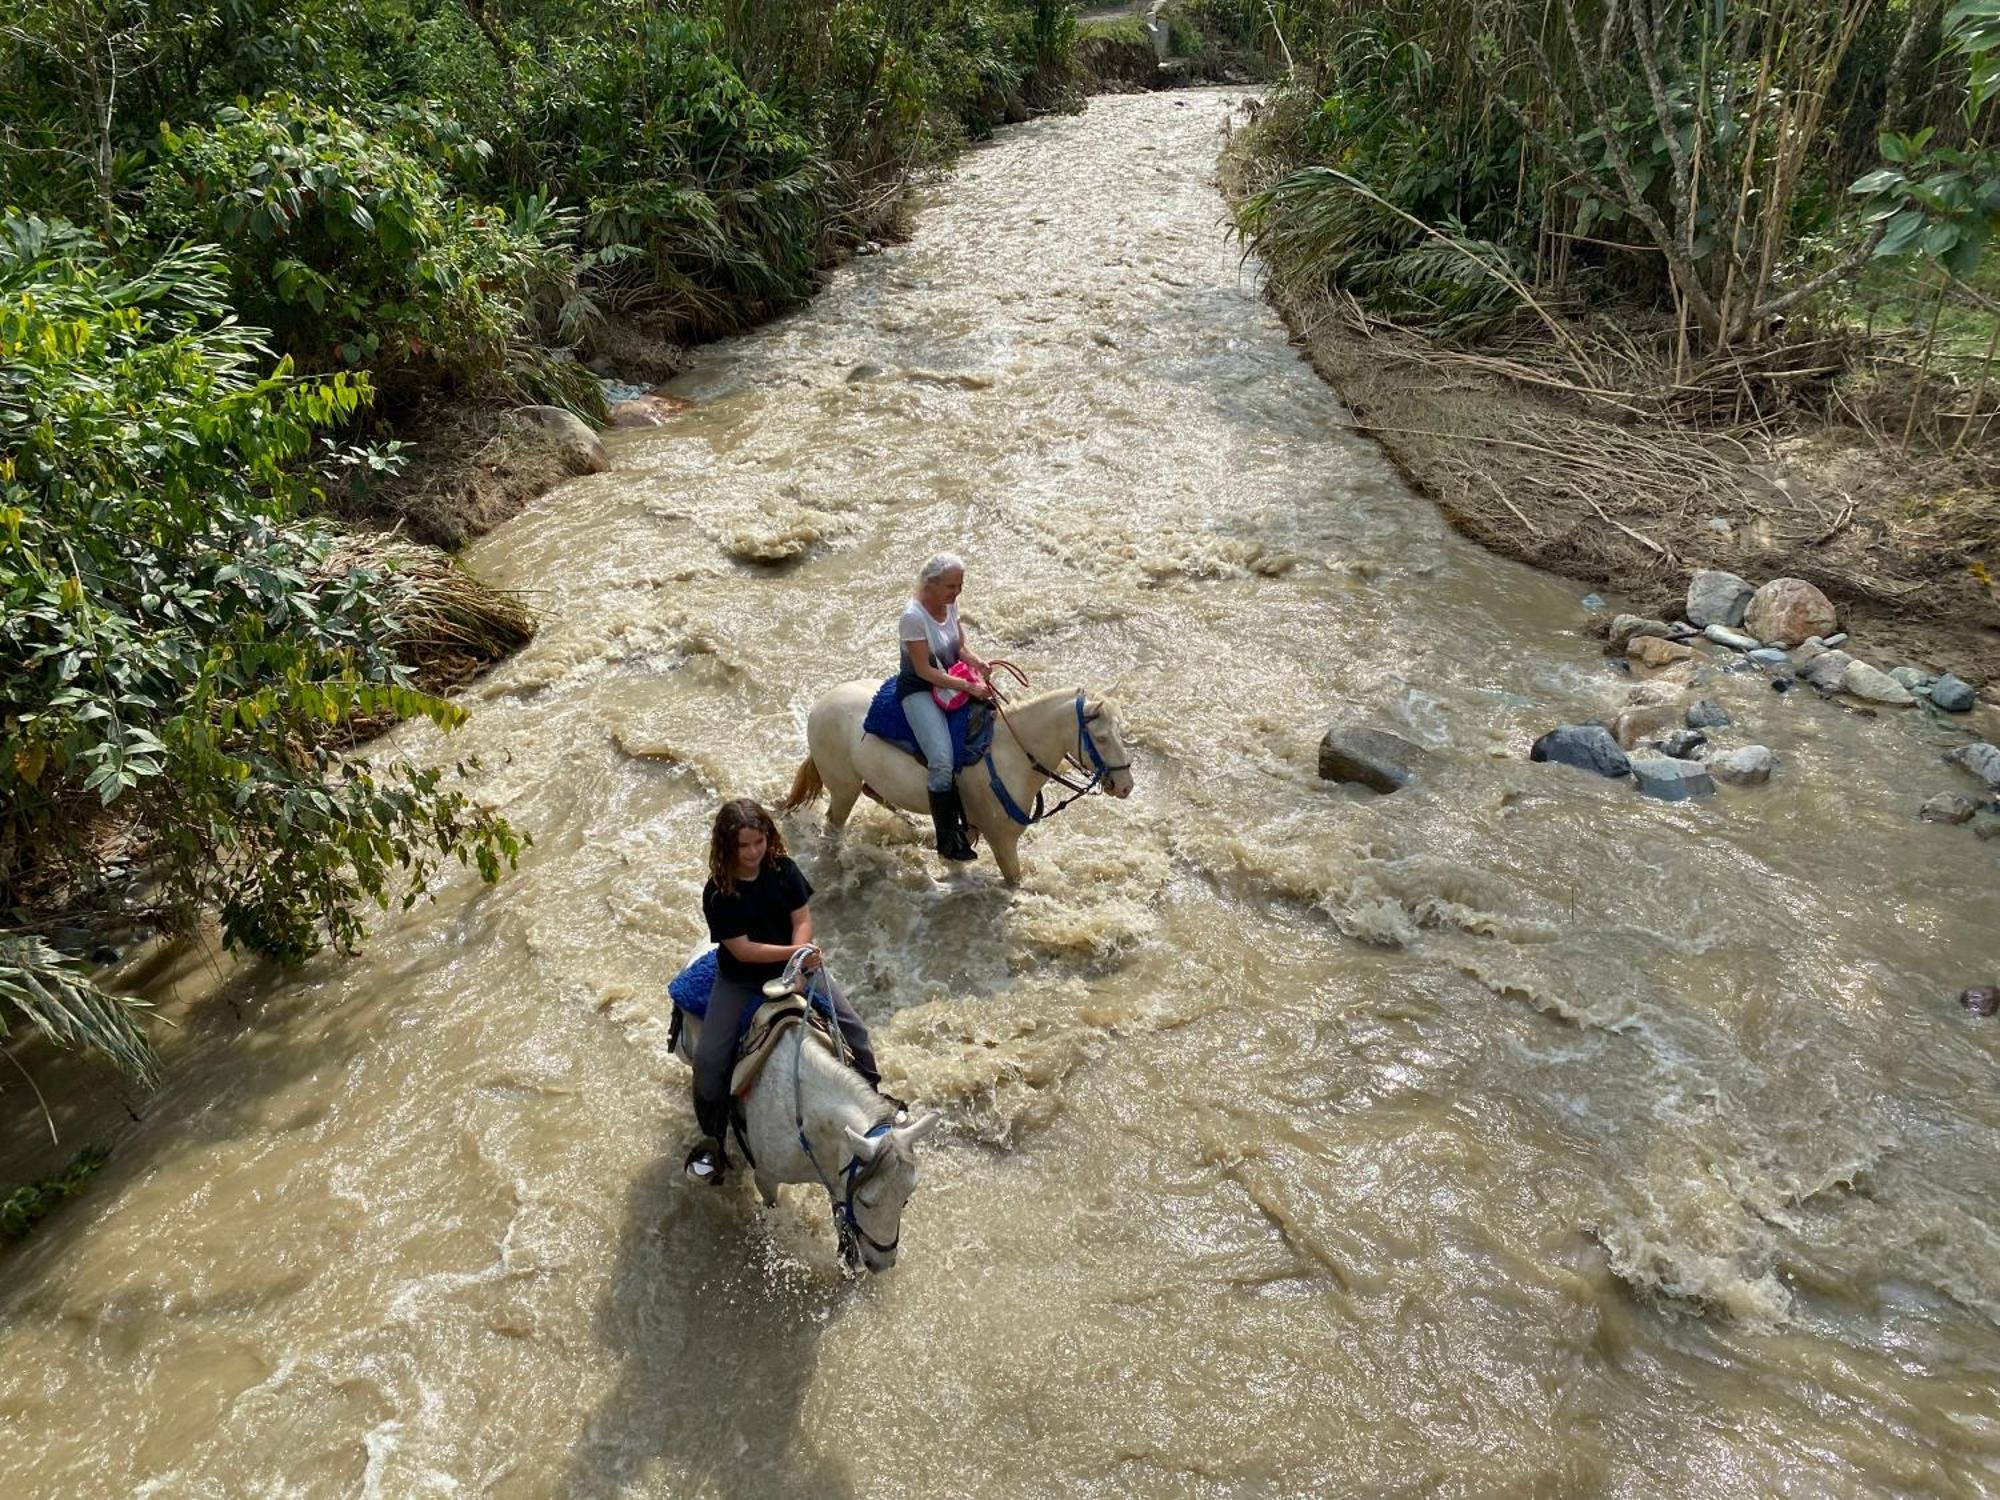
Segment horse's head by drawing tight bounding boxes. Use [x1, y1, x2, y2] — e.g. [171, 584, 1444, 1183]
[1081, 697, 1135, 800]
[838, 1110, 941, 1273]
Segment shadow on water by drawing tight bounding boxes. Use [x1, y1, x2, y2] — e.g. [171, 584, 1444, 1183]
[560, 1151, 857, 1500]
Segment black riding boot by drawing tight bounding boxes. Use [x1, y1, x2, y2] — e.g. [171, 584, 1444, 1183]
[927, 787, 976, 862]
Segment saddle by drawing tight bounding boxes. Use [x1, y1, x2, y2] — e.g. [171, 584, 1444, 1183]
[858, 677, 994, 773]
[728, 995, 838, 1097]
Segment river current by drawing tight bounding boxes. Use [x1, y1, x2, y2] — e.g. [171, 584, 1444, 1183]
[6, 89, 2000, 1499]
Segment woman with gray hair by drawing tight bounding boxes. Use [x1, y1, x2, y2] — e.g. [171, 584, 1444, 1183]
[898, 553, 992, 861]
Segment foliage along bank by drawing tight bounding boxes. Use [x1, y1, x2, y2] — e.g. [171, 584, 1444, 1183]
[0, 1, 1083, 1103]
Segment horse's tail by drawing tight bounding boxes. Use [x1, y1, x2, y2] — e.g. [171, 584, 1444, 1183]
[780, 755, 824, 812]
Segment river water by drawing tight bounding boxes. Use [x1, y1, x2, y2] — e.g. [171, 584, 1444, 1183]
[7, 90, 2000, 1499]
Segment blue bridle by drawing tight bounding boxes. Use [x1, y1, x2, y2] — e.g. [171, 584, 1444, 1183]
[984, 691, 1128, 827]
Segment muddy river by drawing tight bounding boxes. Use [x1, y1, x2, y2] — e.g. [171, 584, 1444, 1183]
[6, 89, 2000, 1498]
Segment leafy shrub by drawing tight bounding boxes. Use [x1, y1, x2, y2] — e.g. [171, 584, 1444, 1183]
[0, 215, 523, 965]
[142, 98, 597, 413]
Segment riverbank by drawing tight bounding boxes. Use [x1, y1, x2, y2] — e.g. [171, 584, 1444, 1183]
[1216, 140, 2000, 700]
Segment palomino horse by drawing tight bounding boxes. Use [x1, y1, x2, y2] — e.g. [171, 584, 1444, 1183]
[674, 981, 941, 1273]
[781, 684, 1134, 883]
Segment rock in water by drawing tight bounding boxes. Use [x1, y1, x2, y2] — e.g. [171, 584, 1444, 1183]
[1744, 578, 1837, 648]
[1530, 726, 1631, 778]
[1748, 648, 1790, 668]
[1318, 726, 1424, 793]
[1686, 570, 1755, 629]
[1609, 614, 1674, 650]
[1629, 635, 1697, 669]
[1842, 660, 1918, 706]
[1629, 755, 1716, 801]
[1921, 793, 1978, 824]
[1703, 623, 1760, 652]
[515, 404, 611, 474]
[1931, 674, 1977, 713]
[1961, 987, 2000, 1017]
[1800, 651, 1854, 691]
[1612, 703, 1684, 749]
[1655, 728, 1708, 758]
[1686, 699, 1731, 729]
[1709, 745, 1775, 786]
[1947, 742, 2000, 791]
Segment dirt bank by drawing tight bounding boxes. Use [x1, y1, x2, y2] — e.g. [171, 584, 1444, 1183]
[1222, 139, 2000, 695]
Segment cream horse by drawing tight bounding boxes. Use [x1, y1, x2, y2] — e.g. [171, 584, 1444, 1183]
[781, 684, 1134, 882]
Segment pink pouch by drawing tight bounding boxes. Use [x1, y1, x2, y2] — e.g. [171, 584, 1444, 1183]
[932, 660, 981, 711]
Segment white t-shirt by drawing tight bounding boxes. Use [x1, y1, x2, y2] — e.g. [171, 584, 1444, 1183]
[899, 598, 959, 677]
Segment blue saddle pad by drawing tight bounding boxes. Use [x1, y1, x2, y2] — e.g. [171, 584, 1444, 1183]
[669, 947, 764, 1036]
[860, 678, 990, 769]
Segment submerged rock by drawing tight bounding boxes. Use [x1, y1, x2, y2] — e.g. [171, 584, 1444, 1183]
[1931, 674, 1977, 713]
[1685, 699, 1731, 729]
[1530, 725, 1630, 778]
[1709, 745, 1775, 786]
[1629, 635, 1697, 669]
[1609, 614, 1674, 650]
[1947, 742, 2000, 791]
[1921, 793, 1979, 825]
[1630, 755, 1716, 801]
[1961, 986, 2000, 1017]
[1655, 729, 1708, 759]
[1612, 702, 1684, 749]
[1686, 569, 1756, 629]
[1317, 725, 1424, 794]
[1745, 577, 1837, 648]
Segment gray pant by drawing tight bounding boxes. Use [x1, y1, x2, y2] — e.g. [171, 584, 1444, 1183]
[692, 971, 879, 1141]
[901, 690, 956, 792]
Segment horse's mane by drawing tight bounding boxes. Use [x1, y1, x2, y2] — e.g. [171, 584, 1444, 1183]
[800, 1024, 898, 1131]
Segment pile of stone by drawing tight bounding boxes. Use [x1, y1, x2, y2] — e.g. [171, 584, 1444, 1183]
[1677, 571, 1980, 713]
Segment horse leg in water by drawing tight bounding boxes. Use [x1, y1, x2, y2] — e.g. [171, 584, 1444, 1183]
[987, 824, 1024, 885]
[825, 777, 861, 829]
[753, 1169, 779, 1207]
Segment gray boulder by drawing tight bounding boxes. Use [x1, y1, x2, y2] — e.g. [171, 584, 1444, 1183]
[1748, 648, 1790, 669]
[515, 404, 611, 474]
[1800, 650, 1855, 692]
[1530, 725, 1631, 779]
[1931, 674, 1977, 713]
[1709, 745, 1775, 786]
[1318, 725, 1424, 793]
[1686, 570, 1755, 629]
[1921, 793, 1978, 825]
[1703, 623, 1760, 652]
[1889, 666, 1936, 692]
[1686, 700, 1731, 729]
[1655, 729, 1708, 759]
[1842, 660, 1918, 706]
[1973, 812, 2000, 841]
[1948, 742, 2000, 791]
[1630, 755, 1716, 801]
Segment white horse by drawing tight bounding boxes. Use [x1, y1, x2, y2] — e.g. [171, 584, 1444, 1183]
[674, 1001, 940, 1272]
[781, 685, 1135, 882]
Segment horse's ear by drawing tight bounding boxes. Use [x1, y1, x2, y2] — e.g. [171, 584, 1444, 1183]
[844, 1125, 889, 1162]
[897, 1111, 942, 1149]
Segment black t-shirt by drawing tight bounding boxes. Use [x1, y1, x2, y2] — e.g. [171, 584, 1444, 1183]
[702, 856, 812, 983]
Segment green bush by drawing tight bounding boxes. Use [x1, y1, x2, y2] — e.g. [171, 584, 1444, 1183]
[0, 215, 523, 965]
[142, 98, 597, 414]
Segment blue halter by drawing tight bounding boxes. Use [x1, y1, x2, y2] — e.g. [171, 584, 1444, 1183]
[984, 691, 1124, 826]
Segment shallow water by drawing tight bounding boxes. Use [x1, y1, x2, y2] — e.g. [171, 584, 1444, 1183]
[6, 90, 2000, 1499]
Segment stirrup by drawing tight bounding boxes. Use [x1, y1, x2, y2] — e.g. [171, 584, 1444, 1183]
[683, 1140, 727, 1185]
